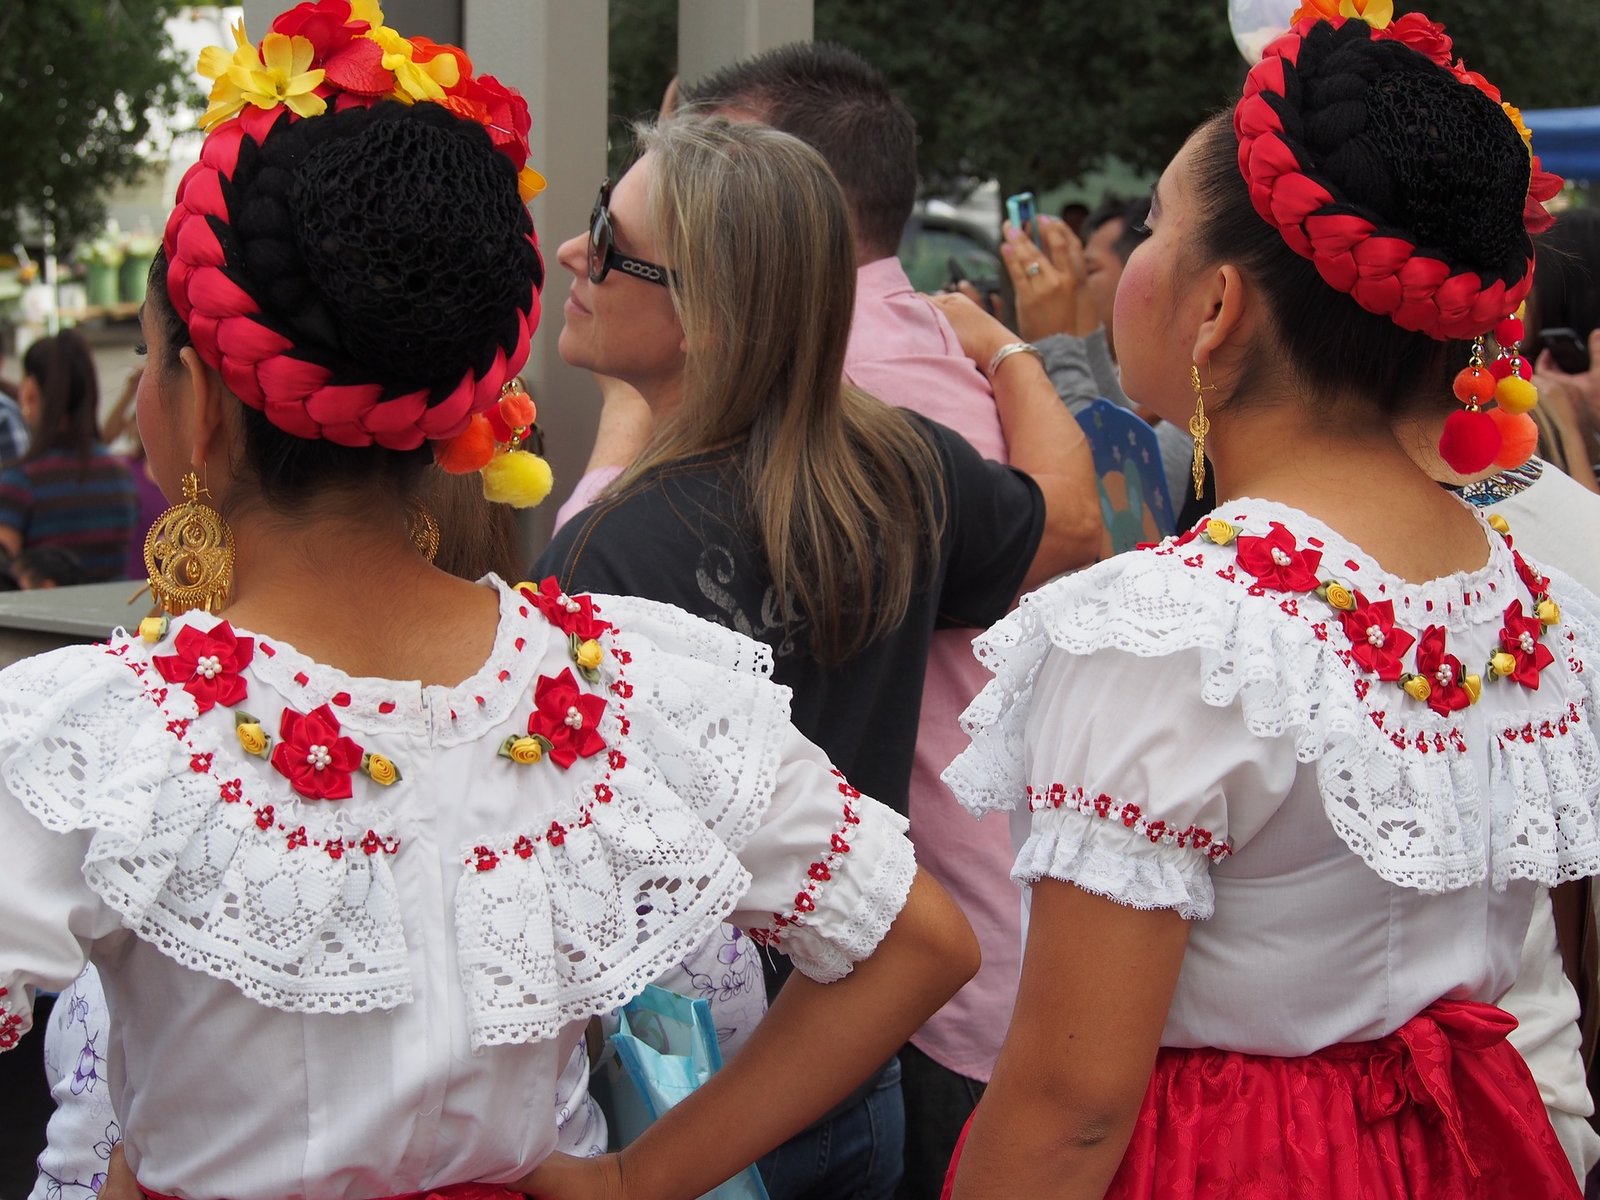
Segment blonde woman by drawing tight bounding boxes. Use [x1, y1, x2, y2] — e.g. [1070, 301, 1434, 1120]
[538, 116, 1086, 1199]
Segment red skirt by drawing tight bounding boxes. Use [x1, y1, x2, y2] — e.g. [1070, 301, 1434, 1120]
[943, 1000, 1580, 1199]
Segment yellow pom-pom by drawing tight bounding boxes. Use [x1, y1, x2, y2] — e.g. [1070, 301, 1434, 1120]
[1494, 375, 1538, 415]
[481, 449, 553, 509]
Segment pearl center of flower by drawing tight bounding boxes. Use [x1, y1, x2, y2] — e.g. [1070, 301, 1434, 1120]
[197, 655, 222, 679]
[306, 744, 332, 770]
[1366, 625, 1386, 647]
[1519, 631, 1537, 655]
[562, 597, 581, 614]
[1435, 665, 1454, 687]
[564, 706, 584, 730]
[1271, 548, 1292, 567]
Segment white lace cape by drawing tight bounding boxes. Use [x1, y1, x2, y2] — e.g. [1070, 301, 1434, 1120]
[943, 534, 1600, 898]
[0, 592, 904, 1049]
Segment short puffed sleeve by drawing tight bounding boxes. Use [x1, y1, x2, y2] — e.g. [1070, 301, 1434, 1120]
[1011, 645, 1297, 917]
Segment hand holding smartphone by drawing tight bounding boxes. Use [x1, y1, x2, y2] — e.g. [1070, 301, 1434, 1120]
[1005, 191, 1041, 247]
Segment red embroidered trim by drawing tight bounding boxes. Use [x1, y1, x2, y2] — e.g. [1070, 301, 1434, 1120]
[103, 641, 401, 860]
[0, 987, 23, 1051]
[747, 771, 868, 947]
[1500, 703, 1585, 745]
[1026, 783, 1234, 863]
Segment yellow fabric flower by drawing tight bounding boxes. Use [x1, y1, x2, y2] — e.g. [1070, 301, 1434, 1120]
[198, 22, 326, 131]
[236, 721, 269, 757]
[1324, 583, 1356, 611]
[1537, 599, 1561, 627]
[1291, 0, 1392, 28]
[1463, 674, 1483, 705]
[1502, 102, 1535, 152]
[1487, 513, 1512, 536]
[574, 639, 605, 672]
[1402, 676, 1432, 702]
[367, 26, 458, 103]
[1490, 651, 1518, 677]
[519, 167, 548, 202]
[138, 616, 170, 645]
[363, 753, 400, 786]
[1204, 519, 1238, 546]
[506, 736, 544, 765]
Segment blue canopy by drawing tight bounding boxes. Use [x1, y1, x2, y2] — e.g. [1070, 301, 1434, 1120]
[1525, 107, 1600, 182]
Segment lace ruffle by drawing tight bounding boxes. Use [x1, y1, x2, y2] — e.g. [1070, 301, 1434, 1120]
[945, 536, 1600, 895]
[0, 642, 413, 1014]
[1014, 804, 1215, 919]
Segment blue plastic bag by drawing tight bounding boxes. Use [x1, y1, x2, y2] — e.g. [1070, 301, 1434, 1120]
[595, 984, 770, 1200]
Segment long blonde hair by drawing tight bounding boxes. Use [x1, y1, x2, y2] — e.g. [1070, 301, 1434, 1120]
[612, 116, 943, 664]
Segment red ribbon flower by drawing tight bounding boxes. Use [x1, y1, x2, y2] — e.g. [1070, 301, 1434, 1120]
[271, 704, 365, 800]
[1235, 523, 1324, 593]
[152, 622, 255, 714]
[1499, 600, 1556, 690]
[520, 578, 614, 642]
[270, 0, 371, 61]
[1338, 592, 1417, 682]
[526, 669, 608, 769]
[1416, 626, 1472, 716]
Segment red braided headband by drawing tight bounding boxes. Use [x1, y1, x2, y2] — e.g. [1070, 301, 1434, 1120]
[1234, 13, 1560, 342]
[164, 3, 542, 451]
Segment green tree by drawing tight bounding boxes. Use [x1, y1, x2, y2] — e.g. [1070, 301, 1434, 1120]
[0, 0, 196, 249]
[608, 0, 1599, 200]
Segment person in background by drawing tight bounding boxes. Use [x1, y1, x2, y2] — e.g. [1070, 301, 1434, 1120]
[1058, 201, 1089, 239]
[539, 113, 1094, 1200]
[0, 338, 28, 468]
[1527, 208, 1600, 488]
[548, 44, 1101, 1200]
[0, 331, 136, 581]
[100, 365, 169, 581]
[997, 196, 1194, 509]
[944, 8, 1596, 1197]
[9, 545, 85, 590]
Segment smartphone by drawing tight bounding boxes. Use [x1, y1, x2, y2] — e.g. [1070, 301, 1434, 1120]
[1005, 191, 1041, 245]
[1536, 326, 1591, 374]
[946, 255, 968, 287]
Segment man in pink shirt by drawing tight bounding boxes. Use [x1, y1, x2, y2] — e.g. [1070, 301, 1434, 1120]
[553, 44, 1094, 1199]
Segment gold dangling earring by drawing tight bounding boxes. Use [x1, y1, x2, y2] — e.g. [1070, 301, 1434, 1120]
[406, 500, 440, 563]
[1188, 364, 1215, 500]
[144, 471, 235, 614]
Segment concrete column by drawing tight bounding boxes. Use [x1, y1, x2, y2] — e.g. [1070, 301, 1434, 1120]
[677, 0, 814, 88]
[463, 0, 610, 559]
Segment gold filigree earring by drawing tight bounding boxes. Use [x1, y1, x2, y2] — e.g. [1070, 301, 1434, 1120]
[144, 471, 235, 614]
[406, 500, 440, 563]
[1188, 364, 1217, 500]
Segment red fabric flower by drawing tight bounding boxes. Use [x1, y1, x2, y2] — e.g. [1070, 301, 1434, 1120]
[1415, 626, 1472, 716]
[1235, 523, 1324, 593]
[1525, 158, 1563, 237]
[270, 704, 364, 800]
[1376, 13, 1453, 65]
[520, 578, 613, 642]
[441, 72, 531, 167]
[1499, 600, 1556, 689]
[152, 622, 255, 714]
[1512, 550, 1550, 600]
[1337, 593, 1417, 682]
[271, 0, 371, 62]
[526, 669, 608, 769]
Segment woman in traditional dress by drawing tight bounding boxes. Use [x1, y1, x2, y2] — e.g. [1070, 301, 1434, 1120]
[940, 7, 1598, 1197]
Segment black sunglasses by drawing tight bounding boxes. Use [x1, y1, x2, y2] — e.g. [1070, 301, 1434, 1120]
[588, 179, 678, 287]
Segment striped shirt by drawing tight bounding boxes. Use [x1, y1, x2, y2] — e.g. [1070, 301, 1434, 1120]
[0, 447, 139, 581]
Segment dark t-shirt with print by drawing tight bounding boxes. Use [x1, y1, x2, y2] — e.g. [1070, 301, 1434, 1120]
[533, 414, 1044, 818]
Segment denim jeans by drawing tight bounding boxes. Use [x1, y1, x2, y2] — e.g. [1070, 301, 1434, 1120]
[757, 1057, 904, 1200]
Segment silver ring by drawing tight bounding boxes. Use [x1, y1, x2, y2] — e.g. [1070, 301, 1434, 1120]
[1025, 262, 1043, 277]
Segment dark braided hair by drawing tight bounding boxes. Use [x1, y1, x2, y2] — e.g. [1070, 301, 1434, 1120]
[1193, 21, 1536, 415]
[151, 100, 541, 507]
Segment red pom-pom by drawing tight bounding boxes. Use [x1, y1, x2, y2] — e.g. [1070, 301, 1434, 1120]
[434, 414, 496, 474]
[1493, 317, 1524, 348]
[1488, 354, 1532, 381]
[1439, 408, 1503, 474]
[1452, 366, 1495, 406]
[1488, 408, 1539, 468]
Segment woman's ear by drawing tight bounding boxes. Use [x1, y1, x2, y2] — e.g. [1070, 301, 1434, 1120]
[1190, 263, 1251, 369]
[179, 347, 227, 472]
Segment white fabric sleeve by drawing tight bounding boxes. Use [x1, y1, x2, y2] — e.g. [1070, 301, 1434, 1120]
[0, 780, 118, 1052]
[1015, 645, 1298, 919]
[730, 725, 916, 984]
[1498, 890, 1600, 1185]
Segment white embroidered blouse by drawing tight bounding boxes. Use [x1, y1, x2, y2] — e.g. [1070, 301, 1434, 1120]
[0, 579, 916, 1200]
[945, 499, 1600, 1056]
